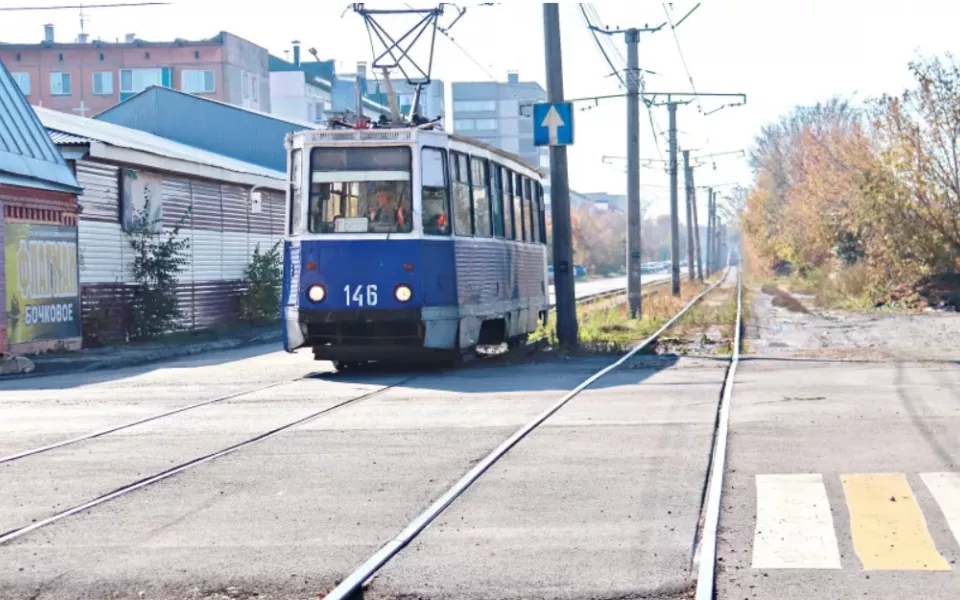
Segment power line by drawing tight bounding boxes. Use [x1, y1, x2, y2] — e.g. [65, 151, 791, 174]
[581, 4, 666, 160]
[437, 29, 497, 81]
[662, 2, 712, 147]
[0, 2, 167, 10]
[578, 4, 625, 88]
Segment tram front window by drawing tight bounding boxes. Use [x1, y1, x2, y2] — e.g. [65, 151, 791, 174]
[309, 146, 413, 234]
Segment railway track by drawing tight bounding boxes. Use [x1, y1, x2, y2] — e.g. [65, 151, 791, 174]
[0, 277, 676, 548]
[322, 267, 742, 600]
[1, 277, 663, 468]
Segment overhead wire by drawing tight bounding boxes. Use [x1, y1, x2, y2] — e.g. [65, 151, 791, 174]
[397, 1, 498, 82]
[662, 2, 711, 146]
[580, 3, 666, 160]
[578, 4, 625, 88]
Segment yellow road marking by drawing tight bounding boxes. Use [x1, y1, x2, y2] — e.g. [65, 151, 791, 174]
[842, 473, 951, 571]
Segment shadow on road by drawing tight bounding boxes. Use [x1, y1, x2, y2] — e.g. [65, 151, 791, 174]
[306, 352, 683, 394]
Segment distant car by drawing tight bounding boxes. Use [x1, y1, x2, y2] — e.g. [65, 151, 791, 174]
[574, 264, 587, 279]
[548, 265, 554, 284]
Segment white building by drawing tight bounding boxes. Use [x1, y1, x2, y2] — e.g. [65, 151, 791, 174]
[451, 71, 550, 199]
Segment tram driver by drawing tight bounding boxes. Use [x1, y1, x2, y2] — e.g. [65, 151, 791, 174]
[368, 185, 409, 231]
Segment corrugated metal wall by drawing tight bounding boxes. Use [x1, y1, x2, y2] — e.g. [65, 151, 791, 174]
[76, 159, 284, 341]
[76, 161, 120, 222]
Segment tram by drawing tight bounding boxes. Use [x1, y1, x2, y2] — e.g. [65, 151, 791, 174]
[281, 122, 548, 370]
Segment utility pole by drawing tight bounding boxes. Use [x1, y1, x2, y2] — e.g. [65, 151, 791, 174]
[682, 149, 695, 282]
[625, 28, 642, 317]
[668, 102, 681, 296]
[705, 187, 714, 277]
[587, 11, 681, 316]
[543, 3, 578, 346]
[691, 171, 703, 281]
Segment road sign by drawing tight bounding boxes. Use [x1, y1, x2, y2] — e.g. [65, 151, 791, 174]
[533, 102, 574, 147]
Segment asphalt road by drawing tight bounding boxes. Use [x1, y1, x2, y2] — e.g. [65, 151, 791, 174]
[549, 272, 671, 306]
[716, 359, 960, 599]
[0, 313, 722, 600]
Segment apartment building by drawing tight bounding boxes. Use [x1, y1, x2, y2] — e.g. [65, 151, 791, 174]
[451, 71, 549, 179]
[0, 26, 270, 116]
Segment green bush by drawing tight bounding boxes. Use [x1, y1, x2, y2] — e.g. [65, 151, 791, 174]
[240, 241, 283, 324]
[127, 198, 190, 340]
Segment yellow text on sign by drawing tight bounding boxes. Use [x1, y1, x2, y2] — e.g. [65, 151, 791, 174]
[842, 473, 950, 571]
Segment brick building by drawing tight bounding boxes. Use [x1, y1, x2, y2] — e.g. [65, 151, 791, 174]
[0, 26, 270, 117]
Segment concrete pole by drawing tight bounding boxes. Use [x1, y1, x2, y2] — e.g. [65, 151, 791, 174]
[683, 150, 695, 282]
[705, 188, 714, 277]
[691, 174, 703, 282]
[626, 28, 642, 317]
[543, 3, 578, 345]
[668, 102, 681, 296]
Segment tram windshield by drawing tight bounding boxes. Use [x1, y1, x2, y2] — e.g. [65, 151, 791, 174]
[308, 146, 413, 234]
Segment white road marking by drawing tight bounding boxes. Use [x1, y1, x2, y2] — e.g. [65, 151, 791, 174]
[751, 473, 842, 569]
[921, 472, 960, 548]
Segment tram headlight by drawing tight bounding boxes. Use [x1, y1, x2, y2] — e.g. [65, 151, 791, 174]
[307, 284, 326, 303]
[394, 284, 413, 303]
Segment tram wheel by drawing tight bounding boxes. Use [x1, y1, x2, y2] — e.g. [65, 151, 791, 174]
[333, 361, 360, 372]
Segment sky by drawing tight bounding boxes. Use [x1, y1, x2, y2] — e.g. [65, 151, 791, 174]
[2, 0, 959, 218]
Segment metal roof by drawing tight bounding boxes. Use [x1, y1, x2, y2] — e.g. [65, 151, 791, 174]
[36, 106, 285, 182]
[0, 58, 81, 193]
[95, 85, 319, 130]
[48, 130, 91, 145]
[94, 86, 316, 172]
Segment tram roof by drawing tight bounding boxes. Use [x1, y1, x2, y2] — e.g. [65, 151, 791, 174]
[291, 127, 541, 178]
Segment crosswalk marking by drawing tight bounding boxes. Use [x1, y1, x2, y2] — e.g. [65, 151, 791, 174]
[752, 474, 842, 569]
[841, 473, 951, 571]
[921, 472, 960, 549]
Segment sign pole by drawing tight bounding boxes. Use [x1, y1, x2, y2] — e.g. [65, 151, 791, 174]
[542, 3, 578, 346]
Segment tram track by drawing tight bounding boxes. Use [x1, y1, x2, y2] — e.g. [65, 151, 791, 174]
[321, 267, 741, 600]
[0, 277, 671, 549]
[1, 277, 664, 469]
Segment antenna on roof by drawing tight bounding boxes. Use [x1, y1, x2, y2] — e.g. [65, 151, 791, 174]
[1, 2, 171, 40]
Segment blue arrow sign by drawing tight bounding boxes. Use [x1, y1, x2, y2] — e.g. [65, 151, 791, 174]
[533, 102, 574, 147]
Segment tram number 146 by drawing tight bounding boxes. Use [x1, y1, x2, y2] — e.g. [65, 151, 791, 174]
[344, 284, 378, 307]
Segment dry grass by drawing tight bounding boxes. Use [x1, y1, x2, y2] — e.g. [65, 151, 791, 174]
[532, 280, 711, 353]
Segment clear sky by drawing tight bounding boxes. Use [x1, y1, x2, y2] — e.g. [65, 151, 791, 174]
[2, 0, 958, 217]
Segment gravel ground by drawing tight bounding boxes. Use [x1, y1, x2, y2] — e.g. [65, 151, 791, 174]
[745, 285, 960, 361]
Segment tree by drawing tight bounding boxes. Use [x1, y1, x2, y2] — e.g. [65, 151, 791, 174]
[870, 55, 960, 274]
[240, 242, 283, 324]
[128, 199, 190, 339]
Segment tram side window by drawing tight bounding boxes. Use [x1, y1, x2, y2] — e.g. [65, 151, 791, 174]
[472, 157, 492, 237]
[289, 148, 302, 234]
[490, 164, 505, 238]
[531, 180, 542, 244]
[421, 147, 450, 235]
[452, 152, 472, 236]
[523, 177, 534, 243]
[501, 167, 515, 240]
[513, 172, 525, 241]
[537, 182, 547, 244]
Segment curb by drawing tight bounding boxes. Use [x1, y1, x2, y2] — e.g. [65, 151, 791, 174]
[2, 331, 284, 381]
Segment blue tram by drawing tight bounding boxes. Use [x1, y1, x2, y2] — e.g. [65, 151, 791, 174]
[281, 126, 548, 370]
